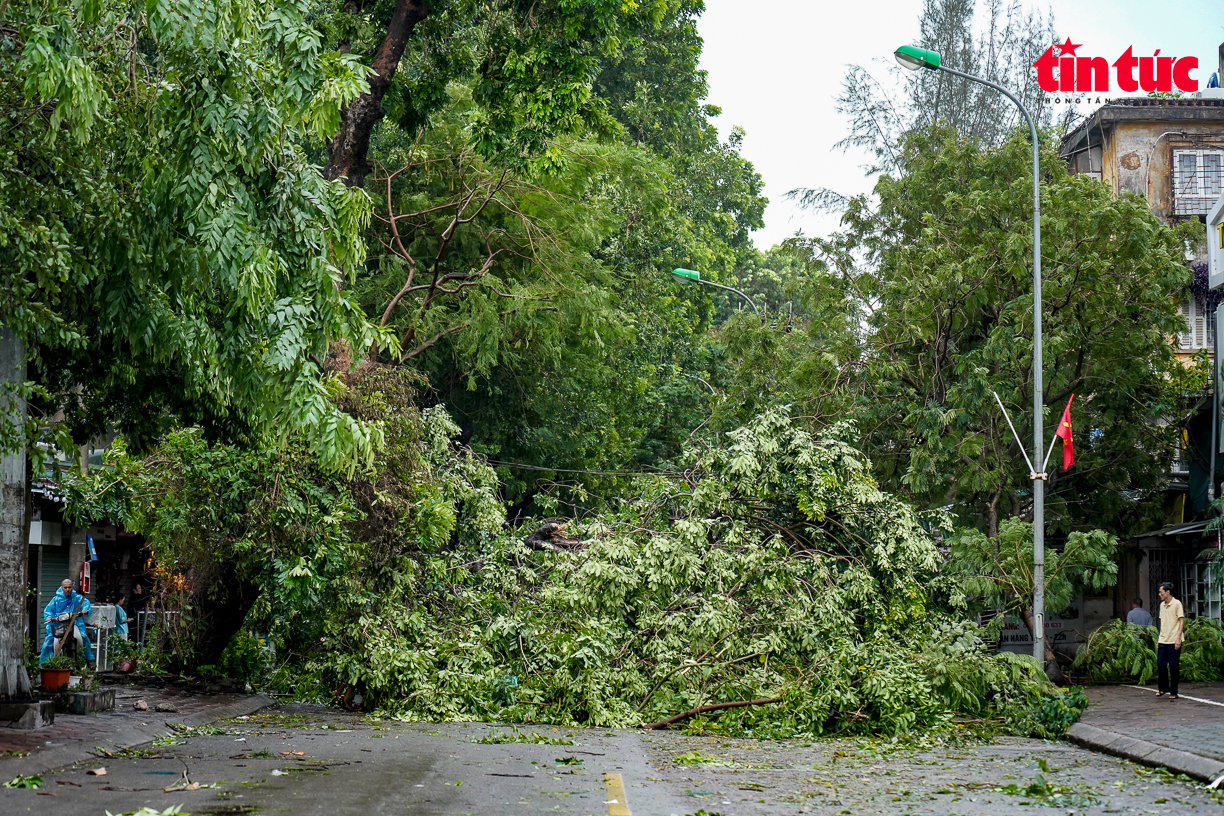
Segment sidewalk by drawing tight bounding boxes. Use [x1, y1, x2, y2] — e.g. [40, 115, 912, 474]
[0, 685, 274, 778]
[1066, 681, 1224, 783]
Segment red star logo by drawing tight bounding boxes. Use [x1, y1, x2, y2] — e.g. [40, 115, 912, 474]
[1057, 37, 1082, 57]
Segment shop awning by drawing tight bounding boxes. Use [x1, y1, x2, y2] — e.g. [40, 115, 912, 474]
[1134, 519, 1213, 538]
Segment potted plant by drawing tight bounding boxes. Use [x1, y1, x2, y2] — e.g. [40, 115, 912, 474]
[109, 633, 137, 673]
[76, 662, 95, 690]
[40, 656, 74, 691]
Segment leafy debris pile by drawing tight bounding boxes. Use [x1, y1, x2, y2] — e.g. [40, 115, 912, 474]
[308, 408, 1083, 738]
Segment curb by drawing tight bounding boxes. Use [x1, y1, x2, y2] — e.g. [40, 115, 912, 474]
[1065, 722, 1224, 783]
[4, 692, 276, 779]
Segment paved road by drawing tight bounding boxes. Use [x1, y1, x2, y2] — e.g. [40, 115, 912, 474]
[3, 705, 1222, 815]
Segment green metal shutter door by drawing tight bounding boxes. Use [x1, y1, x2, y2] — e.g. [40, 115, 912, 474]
[39, 547, 70, 619]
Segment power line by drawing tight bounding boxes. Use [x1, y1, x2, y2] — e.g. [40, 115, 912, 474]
[486, 459, 671, 478]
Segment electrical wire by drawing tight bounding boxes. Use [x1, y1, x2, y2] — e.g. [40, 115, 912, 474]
[486, 459, 672, 478]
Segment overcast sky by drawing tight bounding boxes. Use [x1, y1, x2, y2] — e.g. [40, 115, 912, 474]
[697, 0, 1224, 249]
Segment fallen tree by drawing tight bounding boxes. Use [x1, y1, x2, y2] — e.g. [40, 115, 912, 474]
[65, 387, 1086, 737]
[294, 405, 1084, 738]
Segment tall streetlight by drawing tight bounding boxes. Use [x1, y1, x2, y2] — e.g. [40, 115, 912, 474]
[670, 269, 759, 314]
[894, 44, 1047, 669]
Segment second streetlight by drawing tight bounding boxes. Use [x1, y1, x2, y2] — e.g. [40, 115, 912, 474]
[670, 268, 759, 314]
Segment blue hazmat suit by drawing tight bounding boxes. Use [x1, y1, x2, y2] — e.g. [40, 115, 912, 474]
[115, 604, 128, 636]
[41, 588, 94, 663]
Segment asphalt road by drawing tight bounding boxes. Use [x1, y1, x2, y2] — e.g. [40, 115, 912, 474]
[3, 705, 1222, 815]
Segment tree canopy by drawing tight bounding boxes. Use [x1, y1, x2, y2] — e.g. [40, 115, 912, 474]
[1, 0, 380, 469]
[799, 129, 1191, 541]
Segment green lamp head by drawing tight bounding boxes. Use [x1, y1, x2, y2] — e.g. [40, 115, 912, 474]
[671, 268, 701, 282]
[894, 45, 941, 71]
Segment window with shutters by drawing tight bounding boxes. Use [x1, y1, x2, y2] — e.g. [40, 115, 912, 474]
[1178, 297, 1215, 350]
[1173, 149, 1224, 215]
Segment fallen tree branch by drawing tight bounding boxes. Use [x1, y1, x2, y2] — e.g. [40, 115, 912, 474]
[642, 697, 782, 730]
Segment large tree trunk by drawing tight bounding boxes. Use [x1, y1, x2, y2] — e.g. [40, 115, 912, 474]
[322, 0, 431, 187]
[183, 561, 262, 671]
[1020, 607, 1065, 685]
[0, 327, 33, 701]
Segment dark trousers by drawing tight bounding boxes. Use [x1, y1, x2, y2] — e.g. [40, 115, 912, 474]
[1157, 643, 1180, 696]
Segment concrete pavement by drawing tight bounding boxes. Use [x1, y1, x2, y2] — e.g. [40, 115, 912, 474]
[1067, 681, 1224, 783]
[0, 684, 274, 780]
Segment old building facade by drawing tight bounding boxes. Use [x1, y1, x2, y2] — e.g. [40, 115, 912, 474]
[1059, 88, 1224, 627]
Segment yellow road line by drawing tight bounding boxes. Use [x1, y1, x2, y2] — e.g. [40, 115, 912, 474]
[604, 771, 632, 816]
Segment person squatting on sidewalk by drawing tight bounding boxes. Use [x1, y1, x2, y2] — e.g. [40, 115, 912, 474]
[1156, 581, 1184, 700]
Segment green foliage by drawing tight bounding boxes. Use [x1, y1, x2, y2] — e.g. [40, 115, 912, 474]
[278, 407, 1073, 738]
[63, 366, 503, 669]
[1025, 686, 1088, 738]
[1073, 620, 1158, 684]
[105, 625, 172, 675]
[40, 655, 74, 670]
[65, 426, 360, 667]
[673, 751, 725, 764]
[991, 770, 1097, 809]
[217, 630, 274, 683]
[1, 0, 381, 470]
[3, 774, 42, 789]
[332, 1, 768, 508]
[1180, 617, 1224, 682]
[1073, 617, 1224, 683]
[789, 128, 1193, 540]
[473, 727, 574, 745]
[318, 0, 670, 171]
[947, 518, 1118, 627]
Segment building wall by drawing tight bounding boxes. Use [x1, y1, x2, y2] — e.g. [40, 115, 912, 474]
[1099, 120, 1224, 224]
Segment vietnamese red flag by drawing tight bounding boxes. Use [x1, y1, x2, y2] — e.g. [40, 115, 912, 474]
[1055, 394, 1074, 470]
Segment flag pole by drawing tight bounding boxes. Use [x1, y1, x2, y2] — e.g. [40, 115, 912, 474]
[1041, 428, 1060, 472]
[992, 391, 1036, 474]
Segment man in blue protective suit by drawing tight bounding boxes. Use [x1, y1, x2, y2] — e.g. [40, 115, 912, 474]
[41, 579, 94, 664]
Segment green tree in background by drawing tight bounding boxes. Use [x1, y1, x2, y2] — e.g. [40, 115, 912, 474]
[795, 129, 1191, 542]
[1, 0, 380, 467]
[830, 0, 1061, 178]
[0, 0, 384, 698]
[316, 0, 670, 186]
[346, 1, 768, 510]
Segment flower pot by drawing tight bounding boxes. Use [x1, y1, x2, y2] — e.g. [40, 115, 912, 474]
[78, 676, 93, 690]
[119, 659, 136, 673]
[40, 668, 70, 691]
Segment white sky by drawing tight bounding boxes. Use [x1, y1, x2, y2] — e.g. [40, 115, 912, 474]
[697, 0, 1224, 248]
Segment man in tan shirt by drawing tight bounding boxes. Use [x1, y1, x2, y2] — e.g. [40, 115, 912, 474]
[1156, 582, 1184, 700]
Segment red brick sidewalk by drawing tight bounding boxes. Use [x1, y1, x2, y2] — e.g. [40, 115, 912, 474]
[0, 685, 273, 777]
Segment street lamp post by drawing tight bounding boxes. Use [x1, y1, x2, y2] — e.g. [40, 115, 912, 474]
[894, 45, 1047, 669]
[670, 268, 759, 314]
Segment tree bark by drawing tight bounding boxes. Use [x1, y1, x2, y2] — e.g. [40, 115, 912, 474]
[0, 326, 33, 701]
[322, 0, 431, 187]
[643, 697, 782, 729]
[184, 562, 263, 671]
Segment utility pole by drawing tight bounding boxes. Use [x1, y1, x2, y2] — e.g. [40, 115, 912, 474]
[0, 326, 33, 701]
